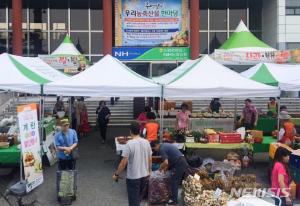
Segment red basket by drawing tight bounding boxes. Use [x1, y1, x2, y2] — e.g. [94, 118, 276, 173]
[219, 132, 242, 144]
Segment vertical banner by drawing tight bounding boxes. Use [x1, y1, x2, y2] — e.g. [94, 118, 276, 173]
[17, 104, 43, 192]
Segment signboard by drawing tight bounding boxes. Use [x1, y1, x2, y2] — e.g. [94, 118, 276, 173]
[39, 55, 89, 75]
[42, 118, 57, 166]
[214, 49, 300, 65]
[113, 47, 190, 60]
[17, 103, 43, 192]
[115, 0, 189, 47]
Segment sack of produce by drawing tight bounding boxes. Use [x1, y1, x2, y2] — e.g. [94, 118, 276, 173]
[148, 171, 171, 204]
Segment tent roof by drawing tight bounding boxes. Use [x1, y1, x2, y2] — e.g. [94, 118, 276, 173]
[164, 55, 280, 98]
[241, 63, 300, 90]
[44, 55, 161, 97]
[51, 35, 81, 56]
[0, 53, 67, 94]
[219, 20, 276, 52]
[152, 59, 197, 84]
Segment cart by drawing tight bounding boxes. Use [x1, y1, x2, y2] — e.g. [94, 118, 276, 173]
[56, 170, 77, 204]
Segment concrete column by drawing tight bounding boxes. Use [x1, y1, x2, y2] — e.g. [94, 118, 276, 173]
[190, 0, 200, 59]
[12, 0, 23, 55]
[103, 0, 113, 55]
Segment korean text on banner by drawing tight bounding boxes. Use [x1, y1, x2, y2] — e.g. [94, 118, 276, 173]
[17, 104, 43, 193]
[115, 0, 189, 47]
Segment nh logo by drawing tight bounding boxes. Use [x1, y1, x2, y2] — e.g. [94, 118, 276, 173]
[114, 51, 129, 57]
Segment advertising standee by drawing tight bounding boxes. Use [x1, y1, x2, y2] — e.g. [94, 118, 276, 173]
[17, 103, 43, 193]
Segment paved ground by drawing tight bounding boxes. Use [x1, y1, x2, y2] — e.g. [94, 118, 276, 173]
[1, 126, 299, 206]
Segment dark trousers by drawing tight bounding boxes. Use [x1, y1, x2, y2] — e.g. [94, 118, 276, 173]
[58, 159, 75, 170]
[126, 177, 148, 206]
[244, 123, 254, 130]
[99, 123, 108, 140]
[275, 197, 287, 206]
[171, 157, 188, 203]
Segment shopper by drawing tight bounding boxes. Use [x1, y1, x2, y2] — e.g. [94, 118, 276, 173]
[268, 97, 278, 116]
[113, 122, 152, 206]
[209, 98, 223, 113]
[137, 106, 151, 135]
[76, 97, 85, 133]
[278, 111, 296, 146]
[280, 105, 288, 112]
[79, 105, 91, 137]
[144, 112, 159, 142]
[271, 147, 292, 206]
[53, 96, 65, 117]
[239, 99, 258, 130]
[96, 101, 111, 144]
[55, 119, 78, 170]
[70, 97, 77, 131]
[151, 141, 189, 206]
[176, 103, 190, 131]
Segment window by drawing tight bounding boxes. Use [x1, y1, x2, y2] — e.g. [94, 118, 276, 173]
[287, 43, 300, 49]
[209, 0, 227, 30]
[152, 63, 177, 77]
[286, 0, 300, 15]
[70, 0, 89, 30]
[200, 32, 208, 54]
[0, 32, 7, 53]
[229, 0, 247, 30]
[209, 32, 227, 53]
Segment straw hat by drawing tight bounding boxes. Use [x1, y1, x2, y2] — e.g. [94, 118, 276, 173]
[279, 111, 291, 120]
[60, 119, 70, 126]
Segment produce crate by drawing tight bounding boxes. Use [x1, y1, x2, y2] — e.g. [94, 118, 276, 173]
[250, 130, 263, 139]
[207, 134, 220, 143]
[219, 132, 241, 144]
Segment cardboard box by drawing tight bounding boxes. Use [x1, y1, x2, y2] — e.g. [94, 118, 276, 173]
[251, 130, 263, 139]
[219, 132, 241, 143]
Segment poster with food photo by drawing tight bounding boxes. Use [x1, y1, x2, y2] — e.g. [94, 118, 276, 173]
[17, 103, 43, 193]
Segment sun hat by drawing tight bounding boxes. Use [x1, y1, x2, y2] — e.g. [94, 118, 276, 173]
[61, 119, 70, 126]
[279, 111, 291, 120]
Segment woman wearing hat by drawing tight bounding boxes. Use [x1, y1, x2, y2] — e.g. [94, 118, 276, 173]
[278, 111, 296, 146]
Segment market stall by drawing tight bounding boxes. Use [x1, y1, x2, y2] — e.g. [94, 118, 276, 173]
[163, 117, 234, 132]
[43, 55, 161, 97]
[0, 145, 20, 166]
[39, 35, 89, 75]
[241, 62, 300, 87]
[0, 53, 68, 94]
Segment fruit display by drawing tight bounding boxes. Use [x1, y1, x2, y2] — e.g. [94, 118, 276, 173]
[190, 111, 234, 118]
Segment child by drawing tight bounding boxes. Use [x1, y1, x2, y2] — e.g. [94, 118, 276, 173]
[143, 112, 159, 142]
[271, 147, 292, 206]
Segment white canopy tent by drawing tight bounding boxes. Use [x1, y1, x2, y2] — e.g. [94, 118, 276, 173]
[241, 63, 300, 90]
[44, 55, 161, 97]
[0, 53, 68, 94]
[51, 35, 81, 56]
[152, 59, 197, 84]
[164, 55, 280, 99]
[279, 79, 300, 91]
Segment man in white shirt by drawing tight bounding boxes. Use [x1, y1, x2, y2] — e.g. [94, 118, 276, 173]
[113, 122, 152, 206]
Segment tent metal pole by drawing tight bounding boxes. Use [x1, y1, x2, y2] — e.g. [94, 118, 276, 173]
[69, 97, 72, 128]
[159, 85, 164, 142]
[234, 98, 237, 128]
[277, 97, 281, 140]
[39, 85, 44, 148]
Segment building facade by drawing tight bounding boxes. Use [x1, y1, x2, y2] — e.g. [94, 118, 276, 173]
[0, 0, 298, 77]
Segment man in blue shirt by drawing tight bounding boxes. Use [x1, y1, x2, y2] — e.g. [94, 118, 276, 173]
[151, 141, 188, 206]
[55, 119, 78, 170]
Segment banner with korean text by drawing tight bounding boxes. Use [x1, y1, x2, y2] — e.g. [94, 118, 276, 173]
[17, 104, 43, 192]
[214, 49, 300, 65]
[115, 0, 189, 47]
